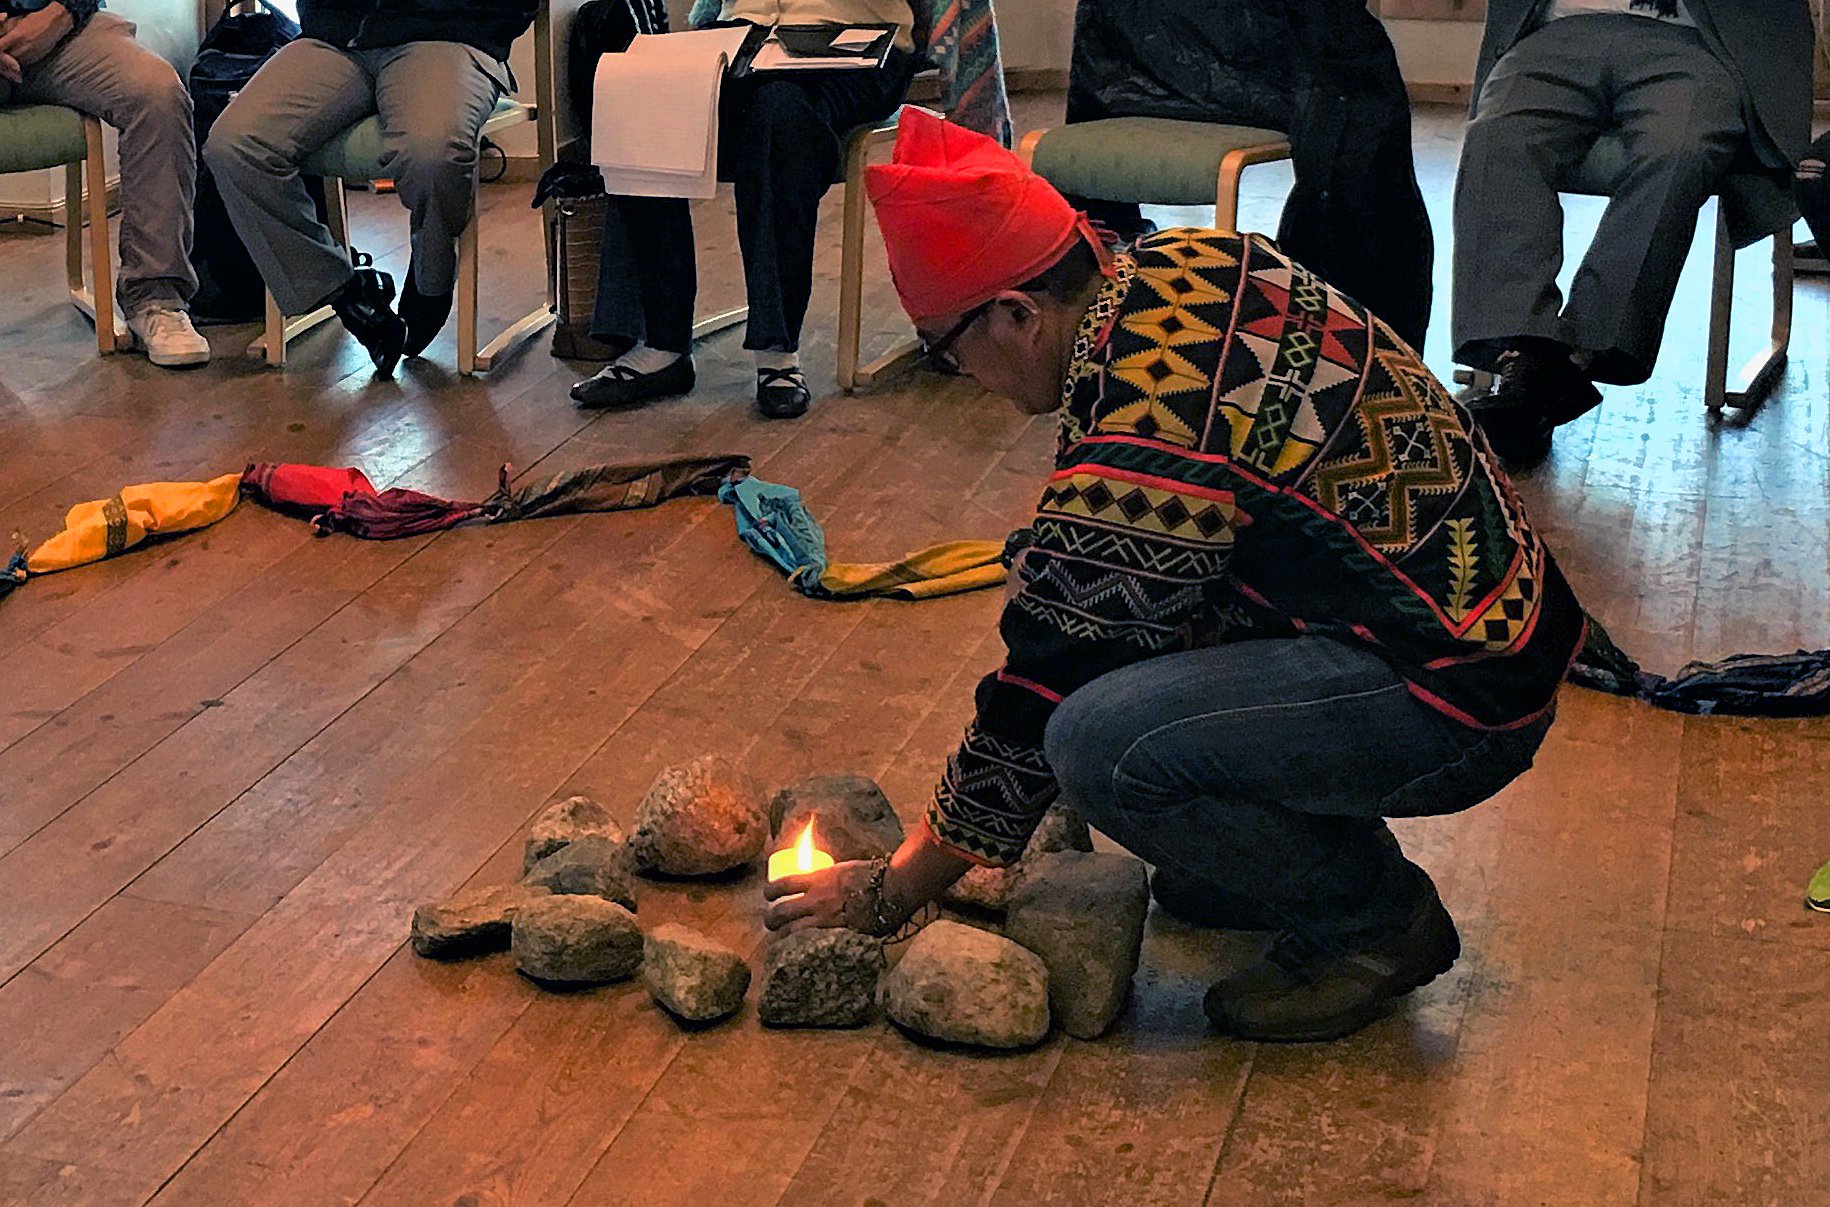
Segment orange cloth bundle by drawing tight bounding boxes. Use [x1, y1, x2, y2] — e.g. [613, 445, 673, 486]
[25, 472, 243, 575]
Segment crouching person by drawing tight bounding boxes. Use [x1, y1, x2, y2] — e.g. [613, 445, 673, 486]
[763, 112, 1587, 1042]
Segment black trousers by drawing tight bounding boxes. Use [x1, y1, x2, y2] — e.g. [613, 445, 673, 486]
[1798, 130, 1830, 254]
[592, 51, 915, 355]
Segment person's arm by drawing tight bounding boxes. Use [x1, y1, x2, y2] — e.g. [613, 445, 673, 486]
[763, 823, 971, 934]
[764, 438, 1243, 931]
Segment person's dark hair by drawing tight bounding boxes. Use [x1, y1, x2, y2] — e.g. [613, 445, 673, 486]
[1014, 237, 1104, 304]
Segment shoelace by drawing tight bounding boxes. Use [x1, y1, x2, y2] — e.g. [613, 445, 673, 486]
[139, 309, 197, 343]
[757, 366, 807, 391]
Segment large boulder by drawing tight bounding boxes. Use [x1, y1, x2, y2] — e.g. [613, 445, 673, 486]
[1004, 851, 1149, 1039]
[943, 806, 1094, 914]
[511, 895, 644, 986]
[410, 883, 549, 959]
[768, 775, 905, 863]
[642, 924, 752, 1024]
[521, 835, 639, 910]
[630, 756, 769, 876]
[756, 929, 881, 1028]
[523, 794, 625, 874]
[881, 920, 1051, 1049]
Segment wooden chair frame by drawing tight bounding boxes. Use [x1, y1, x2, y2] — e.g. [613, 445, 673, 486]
[63, 115, 122, 354]
[1014, 125, 1292, 236]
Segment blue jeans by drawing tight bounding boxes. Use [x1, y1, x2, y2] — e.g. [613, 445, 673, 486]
[1043, 637, 1553, 945]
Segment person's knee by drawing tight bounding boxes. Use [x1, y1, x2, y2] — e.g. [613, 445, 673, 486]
[202, 103, 269, 180]
[1043, 693, 1116, 814]
[1631, 128, 1735, 187]
[131, 57, 192, 127]
[388, 128, 479, 194]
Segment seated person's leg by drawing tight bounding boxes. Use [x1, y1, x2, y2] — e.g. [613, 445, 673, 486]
[203, 39, 406, 371]
[371, 41, 506, 359]
[1796, 131, 1830, 273]
[13, 12, 208, 366]
[570, 195, 698, 409]
[724, 58, 914, 419]
[1043, 638, 1550, 1042]
[1558, 26, 1742, 389]
[1450, 21, 1606, 470]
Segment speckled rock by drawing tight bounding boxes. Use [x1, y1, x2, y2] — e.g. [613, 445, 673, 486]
[511, 895, 643, 985]
[410, 883, 550, 959]
[1004, 850, 1149, 1039]
[943, 806, 1095, 914]
[521, 835, 639, 910]
[630, 756, 768, 876]
[642, 924, 752, 1023]
[881, 920, 1050, 1049]
[522, 794, 625, 874]
[756, 929, 881, 1027]
[768, 775, 905, 863]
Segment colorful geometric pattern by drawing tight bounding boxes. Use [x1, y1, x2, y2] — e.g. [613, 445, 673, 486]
[928, 227, 1585, 865]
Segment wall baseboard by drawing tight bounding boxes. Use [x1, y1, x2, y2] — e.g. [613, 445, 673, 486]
[1, 178, 122, 227]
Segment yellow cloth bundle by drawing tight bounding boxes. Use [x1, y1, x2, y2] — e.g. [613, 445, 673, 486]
[810, 539, 1008, 600]
[25, 472, 243, 575]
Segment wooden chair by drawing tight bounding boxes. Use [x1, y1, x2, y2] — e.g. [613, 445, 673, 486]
[254, 0, 582, 373]
[0, 105, 119, 353]
[1016, 116, 1292, 236]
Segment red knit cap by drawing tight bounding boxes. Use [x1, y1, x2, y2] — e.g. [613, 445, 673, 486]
[865, 109, 1102, 325]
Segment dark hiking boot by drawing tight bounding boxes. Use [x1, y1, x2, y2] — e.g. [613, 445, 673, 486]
[1203, 875, 1461, 1043]
[331, 255, 407, 378]
[1466, 344, 1600, 473]
[399, 264, 453, 360]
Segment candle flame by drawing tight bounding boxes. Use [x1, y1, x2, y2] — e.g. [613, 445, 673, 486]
[795, 820, 817, 873]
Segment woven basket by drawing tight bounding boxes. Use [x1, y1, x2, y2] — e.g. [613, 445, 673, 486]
[550, 193, 621, 360]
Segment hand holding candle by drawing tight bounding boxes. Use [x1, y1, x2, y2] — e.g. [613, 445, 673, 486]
[767, 820, 835, 883]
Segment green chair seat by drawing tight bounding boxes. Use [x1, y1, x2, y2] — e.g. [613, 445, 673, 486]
[301, 96, 532, 181]
[1027, 117, 1287, 207]
[0, 105, 90, 173]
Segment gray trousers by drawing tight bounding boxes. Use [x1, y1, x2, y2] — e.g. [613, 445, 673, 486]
[12, 13, 196, 317]
[203, 38, 504, 315]
[1451, 15, 1745, 385]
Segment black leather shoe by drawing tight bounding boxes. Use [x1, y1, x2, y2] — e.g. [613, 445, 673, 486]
[570, 355, 695, 409]
[399, 265, 452, 360]
[330, 255, 407, 378]
[756, 366, 810, 420]
[1466, 345, 1600, 473]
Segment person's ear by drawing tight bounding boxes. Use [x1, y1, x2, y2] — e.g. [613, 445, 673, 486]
[985, 291, 1043, 341]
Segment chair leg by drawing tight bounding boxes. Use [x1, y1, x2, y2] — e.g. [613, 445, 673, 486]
[1721, 230, 1793, 412]
[84, 118, 117, 353]
[1704, 207, 1734, 414]
[264, 288, 287, 368]
[457, 203, 479, 376]
[837, 135, 871, 392]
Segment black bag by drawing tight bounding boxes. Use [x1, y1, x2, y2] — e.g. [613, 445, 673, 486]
[188, 0, 317, 323]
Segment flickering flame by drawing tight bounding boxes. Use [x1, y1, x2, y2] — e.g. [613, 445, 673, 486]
[794, 820, 817, 873]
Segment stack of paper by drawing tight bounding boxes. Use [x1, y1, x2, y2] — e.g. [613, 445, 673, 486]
[591, 26, 752, 199]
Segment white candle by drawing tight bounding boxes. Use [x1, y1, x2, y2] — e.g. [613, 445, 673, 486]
[768, 820, 835, 882]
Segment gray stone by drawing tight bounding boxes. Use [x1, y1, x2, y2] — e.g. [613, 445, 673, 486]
[521, 835, 639, 910]
[642, 923, 752, 1023]
[410, 883, 550, 959]
[1004, 850, 1149, 1039]
[943, 806, 1095, 914]
[630, 756, 769, 877]
[522, 794, 625, 874]
[756, 929, 882, 1028]
[881, 920, 1051, 1049]
[511, 895, 644, 986]
[768, 774, 905, 864]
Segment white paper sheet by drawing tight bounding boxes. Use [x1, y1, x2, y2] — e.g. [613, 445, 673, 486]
[591, 26, 751, 198]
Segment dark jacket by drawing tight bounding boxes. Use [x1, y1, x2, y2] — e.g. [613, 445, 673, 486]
[298, 0, 538, 62]
[1473, 0, 1815, 246]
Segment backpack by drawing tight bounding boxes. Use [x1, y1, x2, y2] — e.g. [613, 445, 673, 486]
[189, 1, 322, 323]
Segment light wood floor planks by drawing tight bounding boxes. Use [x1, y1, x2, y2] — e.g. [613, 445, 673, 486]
[2, 97, 1829, 1206]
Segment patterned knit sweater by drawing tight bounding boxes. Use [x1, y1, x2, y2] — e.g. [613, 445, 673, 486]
[927, 228, 1587, 866]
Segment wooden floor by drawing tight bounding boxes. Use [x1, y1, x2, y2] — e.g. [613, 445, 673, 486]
[2, 98, 1828, 1207]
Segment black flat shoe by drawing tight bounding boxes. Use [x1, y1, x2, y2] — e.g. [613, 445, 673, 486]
[330, 254, 406, 378]
[399, 264, 452, 360]
[570, 355, 695, 409]
[756, 366, 810, 420]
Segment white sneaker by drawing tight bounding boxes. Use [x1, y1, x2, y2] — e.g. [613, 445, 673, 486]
[127, 306, 211, 367]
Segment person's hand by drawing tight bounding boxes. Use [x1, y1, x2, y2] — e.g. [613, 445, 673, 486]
[763, 859, 898, 934]
[0, 3, 75, 72]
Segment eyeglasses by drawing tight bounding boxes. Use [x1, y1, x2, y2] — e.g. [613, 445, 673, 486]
[922, 300, 996, 375]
